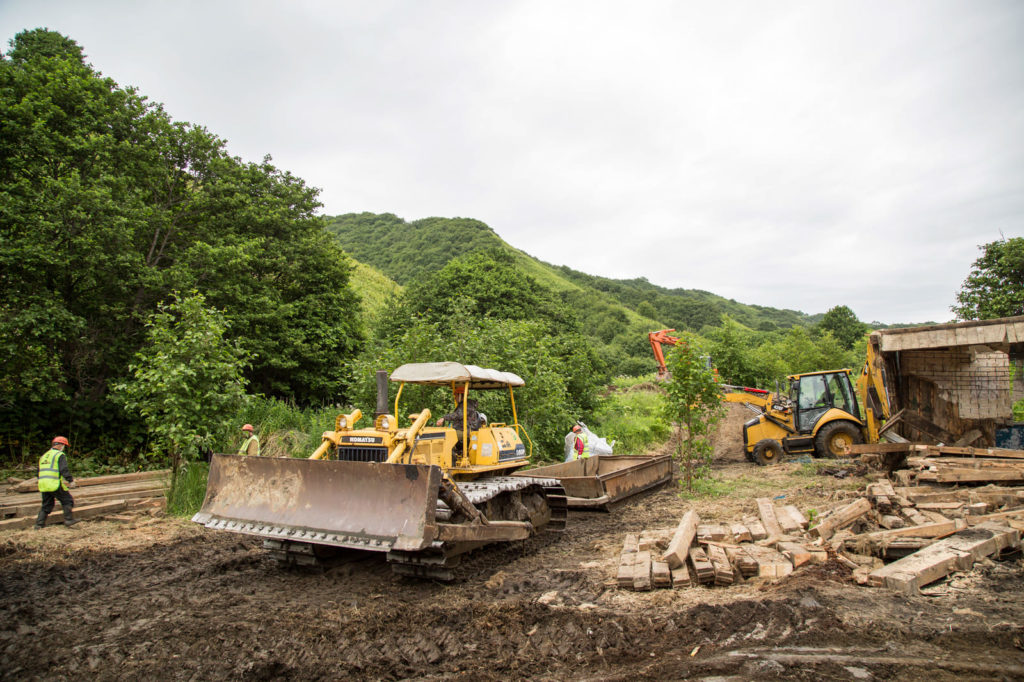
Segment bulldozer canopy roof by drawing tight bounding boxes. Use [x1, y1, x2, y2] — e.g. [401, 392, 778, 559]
[389, 362, 525, 389]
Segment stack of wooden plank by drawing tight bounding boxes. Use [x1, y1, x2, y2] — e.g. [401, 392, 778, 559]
[852, 442, 1024, 485]
[615, 483, 1023, 595]
[0, 469, 169, 530]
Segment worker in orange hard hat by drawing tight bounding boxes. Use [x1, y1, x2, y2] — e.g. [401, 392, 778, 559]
[237, 423, 260, 456]
[35, 436, 79, 529]
[568, 424, 591, 461]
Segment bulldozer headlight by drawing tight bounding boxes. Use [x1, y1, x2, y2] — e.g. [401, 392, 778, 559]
[338, 417, 347, 429]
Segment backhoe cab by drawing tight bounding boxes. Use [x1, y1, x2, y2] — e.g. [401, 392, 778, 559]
[726, 369, 869, 465]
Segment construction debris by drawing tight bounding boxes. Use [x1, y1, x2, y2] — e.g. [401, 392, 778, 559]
[616, 478, 1023, 595]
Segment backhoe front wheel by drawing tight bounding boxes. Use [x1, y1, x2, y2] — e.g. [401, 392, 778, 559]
[752, 439, 783, 466]
[814, 421, 864, 458]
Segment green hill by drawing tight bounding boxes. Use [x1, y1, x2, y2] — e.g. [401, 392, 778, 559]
[324, 212, 818, 375]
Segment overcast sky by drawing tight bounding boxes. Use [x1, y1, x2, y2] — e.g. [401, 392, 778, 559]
[3, 1, 1022, 323]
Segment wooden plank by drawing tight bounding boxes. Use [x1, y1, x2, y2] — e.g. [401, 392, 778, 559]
[652, 560, 672, 588]
[632, 550, 652, 591]
[730, 523, 752, 543]
[923, 469, 1024, 483]
[688, 547, 715, 584]
[756, 498, 785, 538]
[662, 510, 699, 569]
[911, 444, 1024, 460]
[725, 545, 760, 578]
[863, 519, 964, 542]
[1, 499, 130, 531]
[773, 505, 802, 534]
[743, 516, 767, 541]
[670, 563, 691, 588]
[879, 514, 905, 529]
[869, 524, 1020, 594]
[11, 469, 170, 494]
[811, 498, 872, 540]
[965, 508, 1024, 525]
[705, 543, 735, 585]
[783, 505, 808, 529]
[741, 544, 793, 578]
[617, 534, 639, 588]
[778, 541, 827, 567]
[697, 523, 729, 543]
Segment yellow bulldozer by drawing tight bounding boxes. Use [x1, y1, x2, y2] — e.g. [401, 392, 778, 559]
[193, 362, 567, 579]
[724, 341, 893, 465]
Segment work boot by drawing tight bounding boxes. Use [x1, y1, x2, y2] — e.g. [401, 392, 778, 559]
[33, 524, 44, 530]
[63, 518, 80, 527]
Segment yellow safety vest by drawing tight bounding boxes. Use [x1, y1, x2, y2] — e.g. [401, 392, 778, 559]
[577, 433, 592, 459]
[38, 449, 65, 492]
[238, 434, 260, 456]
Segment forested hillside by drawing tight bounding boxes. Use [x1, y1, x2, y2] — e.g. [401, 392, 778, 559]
[326, 212, 820, 376]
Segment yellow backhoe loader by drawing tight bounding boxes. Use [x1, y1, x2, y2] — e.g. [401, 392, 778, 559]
[724, 340, 893, 465]
[193, 362, 566, 579]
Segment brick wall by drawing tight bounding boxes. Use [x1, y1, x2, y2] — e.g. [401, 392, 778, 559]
[901, 348, 1011, 420]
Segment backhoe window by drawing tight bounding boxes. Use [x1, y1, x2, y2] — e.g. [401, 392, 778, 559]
[826, 372, 855, 415]
[796, 374, 829, 432]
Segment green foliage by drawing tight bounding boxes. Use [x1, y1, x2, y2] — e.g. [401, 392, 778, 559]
[663, 334, 724, 492]
[348, 260, 403, 328]
[166, 460, 209, 517]
[112, 292, 249, 467]
[226, 396, 339, 458]
[349, 254, 604, 461]
[590, 376, 672, 453]
[0, 29, 364, 465]
[952, 237, 1024, 320]
[817, 305, 868, 350]
[325, 213, 506, 285]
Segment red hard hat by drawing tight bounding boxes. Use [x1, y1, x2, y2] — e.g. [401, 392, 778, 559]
[453, 385, 466, 395]
[52, 436, 70, 446]
[241, 424, 254, 432]
[571, 425, 581, 433]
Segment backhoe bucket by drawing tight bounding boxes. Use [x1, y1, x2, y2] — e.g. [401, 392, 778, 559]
[192, 454, 442, 552]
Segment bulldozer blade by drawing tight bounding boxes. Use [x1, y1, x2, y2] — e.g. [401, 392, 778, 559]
[192, 454, 442, 552]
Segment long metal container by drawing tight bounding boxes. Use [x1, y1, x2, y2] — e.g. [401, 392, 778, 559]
[512, 454, 672, 510]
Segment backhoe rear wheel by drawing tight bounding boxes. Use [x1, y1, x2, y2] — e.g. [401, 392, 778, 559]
[752, 439, 783, 466]
[814, 421, 864, 458]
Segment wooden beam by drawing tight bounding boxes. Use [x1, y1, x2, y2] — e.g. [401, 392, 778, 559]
[1, 499, 130, 531]
[662, 510, 699, 569]
[811, 498, 872, 540]
[12, 469, 170, 494]
[756, 497, 785, 538]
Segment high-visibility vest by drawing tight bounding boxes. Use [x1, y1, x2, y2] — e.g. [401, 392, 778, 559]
[38, 449, 65, 492]
[238, 434, 260, 456]
[576, 433, 592, 459]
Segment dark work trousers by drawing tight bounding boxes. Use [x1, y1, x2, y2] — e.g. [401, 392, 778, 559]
[36, 488, 75, 527]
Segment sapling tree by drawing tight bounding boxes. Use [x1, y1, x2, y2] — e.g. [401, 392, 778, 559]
[662, 334, 724, 493]
[113, 292, 249, 488]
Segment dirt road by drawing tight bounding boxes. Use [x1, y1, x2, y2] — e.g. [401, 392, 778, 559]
[3, 408, 1024, 680]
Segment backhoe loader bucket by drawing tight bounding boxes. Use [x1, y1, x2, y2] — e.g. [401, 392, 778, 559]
[192, 454, 442, 552]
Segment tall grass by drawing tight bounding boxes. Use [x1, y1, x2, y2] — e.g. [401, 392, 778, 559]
[590, 375, 672, 454]
[225, 397, 341, 458]
[166, 461, 210, 517]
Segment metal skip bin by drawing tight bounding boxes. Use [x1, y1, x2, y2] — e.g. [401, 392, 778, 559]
[512, 455, 672, 510]
[192, 454, 442, 552]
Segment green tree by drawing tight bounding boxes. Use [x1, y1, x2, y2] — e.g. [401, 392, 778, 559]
[0, 29, 364, 462]
[952, 237, 1024, 320]
[662, 334, 724, 493]
[112, 292, 249, 480]
[708, 315, 760, 386]
[817, 305, 867, 350]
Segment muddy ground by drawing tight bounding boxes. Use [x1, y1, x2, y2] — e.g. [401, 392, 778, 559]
[3, 405, 1024, 681]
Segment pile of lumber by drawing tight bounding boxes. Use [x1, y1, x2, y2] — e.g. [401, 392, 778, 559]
[617, 484, 1022, 595]
[853, 442, 1024, 485]
[0, 469, 169, 530]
